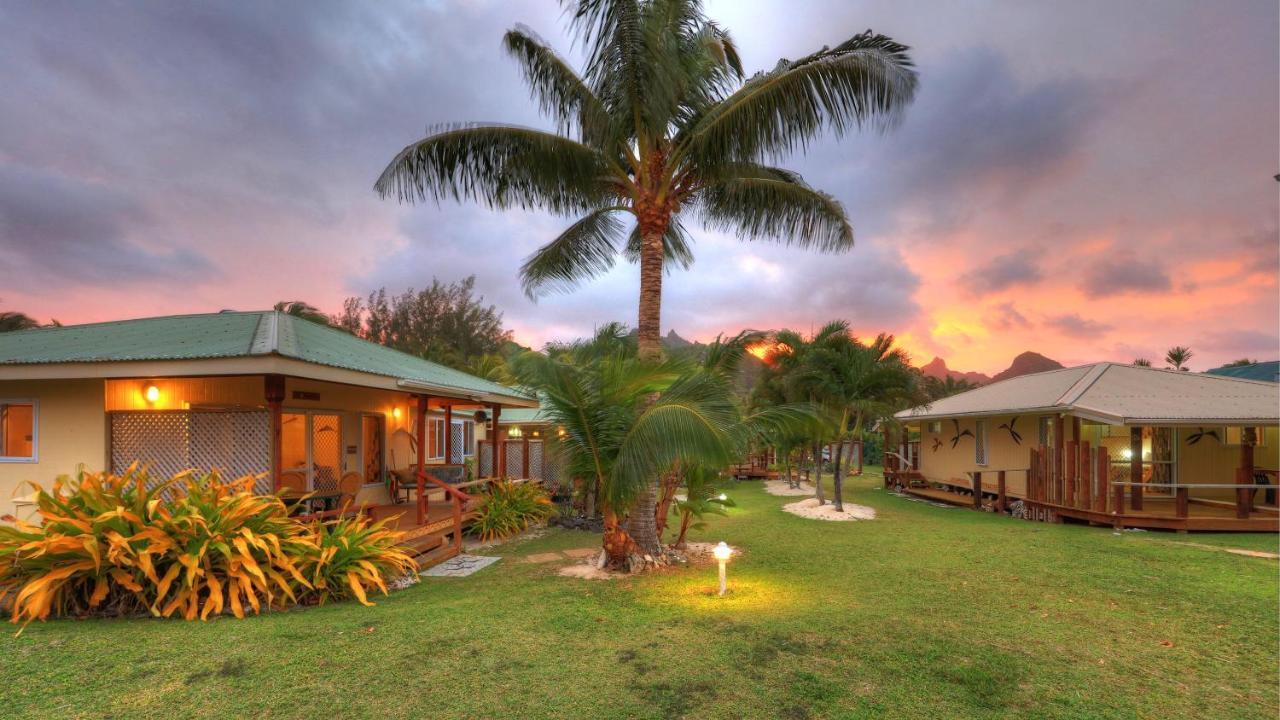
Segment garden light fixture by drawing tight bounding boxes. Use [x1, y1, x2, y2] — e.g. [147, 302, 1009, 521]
[713, 541, 732, 596]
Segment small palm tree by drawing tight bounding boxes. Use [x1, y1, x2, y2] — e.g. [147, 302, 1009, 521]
[273, 301, 332, 327]
[0, 311, 40, 333]
[1132, 358, 1152, 367]
[376, 1, 917, 361]
[1165, 346, 1193, 371]
[792, 324, 918, 511]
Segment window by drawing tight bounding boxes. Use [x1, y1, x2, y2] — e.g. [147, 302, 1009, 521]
[1038, 416, 1054, 448]
[975, 420, 988, 466]
[0, 400, 37, 462]
[427, 417, 446, 460]
[1225, 427, 1268, 447]
[458, 419, 476, 457]
[927, 421, 941, 434]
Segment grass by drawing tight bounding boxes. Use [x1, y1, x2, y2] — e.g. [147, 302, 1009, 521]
[3, 467, 1276, 719]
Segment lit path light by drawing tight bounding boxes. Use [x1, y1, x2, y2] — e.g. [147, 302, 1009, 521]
[713, 541, 732, 596]
[717, 493, 728, 501]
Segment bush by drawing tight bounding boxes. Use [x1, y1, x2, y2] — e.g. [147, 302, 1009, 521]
[468, 480, 554, 542]
[0, 467, 416, 630]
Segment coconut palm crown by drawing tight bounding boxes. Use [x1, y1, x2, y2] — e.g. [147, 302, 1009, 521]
[376, 0, 918, 359]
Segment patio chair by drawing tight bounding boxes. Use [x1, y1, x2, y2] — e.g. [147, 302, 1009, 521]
[279, 471, 307, 493]
[338, 471, 363, 510]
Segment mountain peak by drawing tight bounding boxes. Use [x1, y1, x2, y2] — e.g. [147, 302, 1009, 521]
[990, 351, 1065, 382]
[920, 356, 990, 384]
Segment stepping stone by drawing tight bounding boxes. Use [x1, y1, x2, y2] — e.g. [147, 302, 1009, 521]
[420, 555, 500, 577]
[523, 552, 564, 564]
[562, 547, 599, 559]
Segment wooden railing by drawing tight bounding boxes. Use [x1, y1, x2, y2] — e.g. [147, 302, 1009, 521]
[964, 468, 1028, 513]
[1027, 443, 1112, 513]
[417, 470, 474, 553]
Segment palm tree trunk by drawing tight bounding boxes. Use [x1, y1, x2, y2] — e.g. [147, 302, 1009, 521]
[636, 227, 665, 362]
[812, 442, 825, 505]
[626, 224, 666, 557]
[832, 440, 845, 512]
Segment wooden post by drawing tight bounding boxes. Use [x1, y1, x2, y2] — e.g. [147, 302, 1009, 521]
[265, 374, 286, 492]
[416, 395, 429, 525]
[1235, 468, 1251, 519]
[452, 494, 463, 552]
[1079, 441, 1092, 511]
[1175, 486, 1189, 518]
[1241, 427, 1257, 512]
[443, 403, 453, 464]
[490, 405, 503, 478]
[522, 436, 530, 479]
[971, 471, 982, 509]
[997, 470, 1007, 513]
[1129, 426, 1143, 511]
[1054, 415, 1065, 504]
[1096, 448, 1110, 513]
[1065, 439, 1077, 508]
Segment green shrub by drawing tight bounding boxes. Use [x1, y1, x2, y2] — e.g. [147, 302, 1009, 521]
[468, 480, 554, 542]
[0, 467, 416, 630]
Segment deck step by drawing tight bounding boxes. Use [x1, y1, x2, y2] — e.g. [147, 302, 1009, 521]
[401, 529, 447, 555]
[413, 542, 460, 570]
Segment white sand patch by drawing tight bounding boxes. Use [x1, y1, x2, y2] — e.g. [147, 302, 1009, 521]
[764, 480, 815, 497]
[557, 563, 619, 580]
[782, 497, 876, 521]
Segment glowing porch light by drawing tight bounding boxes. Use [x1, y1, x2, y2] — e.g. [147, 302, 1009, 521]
[143, 383, 160, 404]
[392, 406, 402, 420]
[1121, 448, 1133, 461]
[713, 541, 732, 596]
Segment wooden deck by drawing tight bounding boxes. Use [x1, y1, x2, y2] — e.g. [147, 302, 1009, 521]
[364, 500, 480, 568]
[899, 484, 1280, 532]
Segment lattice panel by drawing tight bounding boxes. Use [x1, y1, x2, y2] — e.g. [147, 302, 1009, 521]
[190, 412, 272, 494]
[504, 440, 524, 478]
[311, 414, 341, 492]
[479, 443, 493, 477]
[542, 445, 564, 492]
[450, 423, 465, 464]
[527, 440, 544, 481]
[111, 412, 191, 485]
[111, 411, 271, 493]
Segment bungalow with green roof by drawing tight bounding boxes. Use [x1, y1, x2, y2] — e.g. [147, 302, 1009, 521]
[891, 363, 1279, 532]
[0, 311, 538, 563]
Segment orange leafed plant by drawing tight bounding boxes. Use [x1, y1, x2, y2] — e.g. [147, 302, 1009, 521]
[0, 466, 414, 631]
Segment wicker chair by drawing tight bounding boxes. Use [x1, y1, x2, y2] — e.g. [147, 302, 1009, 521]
[338, 471, 363, 510]
[279, 471, 307, 493]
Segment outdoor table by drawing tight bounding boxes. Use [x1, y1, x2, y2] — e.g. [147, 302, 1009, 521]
[280, 489, 343, 515]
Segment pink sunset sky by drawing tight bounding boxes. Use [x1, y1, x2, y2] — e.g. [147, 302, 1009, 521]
[1, 0, 1276, 374]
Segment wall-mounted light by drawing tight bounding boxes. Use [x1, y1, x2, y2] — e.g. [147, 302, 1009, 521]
[508, 426, 523, 438]
[143, 382, 160, 404]
[557, 427, 566, 437]
[1121, 447, 1133, 461]
[392, 406, 402, 420]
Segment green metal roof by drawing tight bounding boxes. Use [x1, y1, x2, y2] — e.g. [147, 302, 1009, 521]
[0, 311, 533, 403]
[1206, 361, 1279, 383]
[499, 406, 549, 424]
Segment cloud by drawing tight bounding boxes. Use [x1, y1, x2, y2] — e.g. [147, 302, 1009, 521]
[1044, 313, 1111, 337]
[1196, 329, 1280, 359]
[1077, 251, 1172, 297]
[959, 253, 1043, 296]
[988, 301, 1031, 330]
[0, 165, 215, 290]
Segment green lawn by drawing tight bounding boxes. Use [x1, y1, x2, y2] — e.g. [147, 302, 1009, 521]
[4, 468, 1277, 719]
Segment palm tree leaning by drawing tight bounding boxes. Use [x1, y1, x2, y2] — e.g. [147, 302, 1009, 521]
[1165, 346, 1193, 371]
[0, 312, 41, 333]
[376, 0, 918, 552]
[273, 301, 333, 326]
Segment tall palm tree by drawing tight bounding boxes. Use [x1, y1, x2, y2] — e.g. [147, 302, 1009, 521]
[794, 324, 917, 511]
[375, 0, 918, 361]
[0, 312, 40, 333]
[273, 301, 332, 327]
[922, 374, 976, 400]
[1165, 346, 1193, 371]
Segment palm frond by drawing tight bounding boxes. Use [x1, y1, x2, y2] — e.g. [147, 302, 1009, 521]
[519, 208, 628, 298]
[679, 29, 917, 165]
[503, 26, 611, 146]
[696, 168, 853, 251]
[374, 124, 613, 214]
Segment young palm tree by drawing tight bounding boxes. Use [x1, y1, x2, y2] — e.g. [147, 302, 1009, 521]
[1165, 346, 1193, 371]
[793, 324, 918, 511]
[375, 0, 918, 360]
[1132, 358, 1152, 367]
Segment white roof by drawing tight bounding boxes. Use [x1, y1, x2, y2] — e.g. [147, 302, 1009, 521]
[896, 363, 1280, 426]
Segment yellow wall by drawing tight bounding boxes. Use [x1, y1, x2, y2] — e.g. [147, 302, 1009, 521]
[0, 379, 107, 522]
[917, 414, 1069, 497]
[1177, 425, 1279, 502]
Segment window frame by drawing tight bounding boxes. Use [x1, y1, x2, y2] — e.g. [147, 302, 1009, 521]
[427, 416, 446, 461]
[455, 418, 476, 458]
[0, 399, 38, 463]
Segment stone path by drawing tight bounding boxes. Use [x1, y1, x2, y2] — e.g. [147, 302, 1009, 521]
[420, 554, 501, 577]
